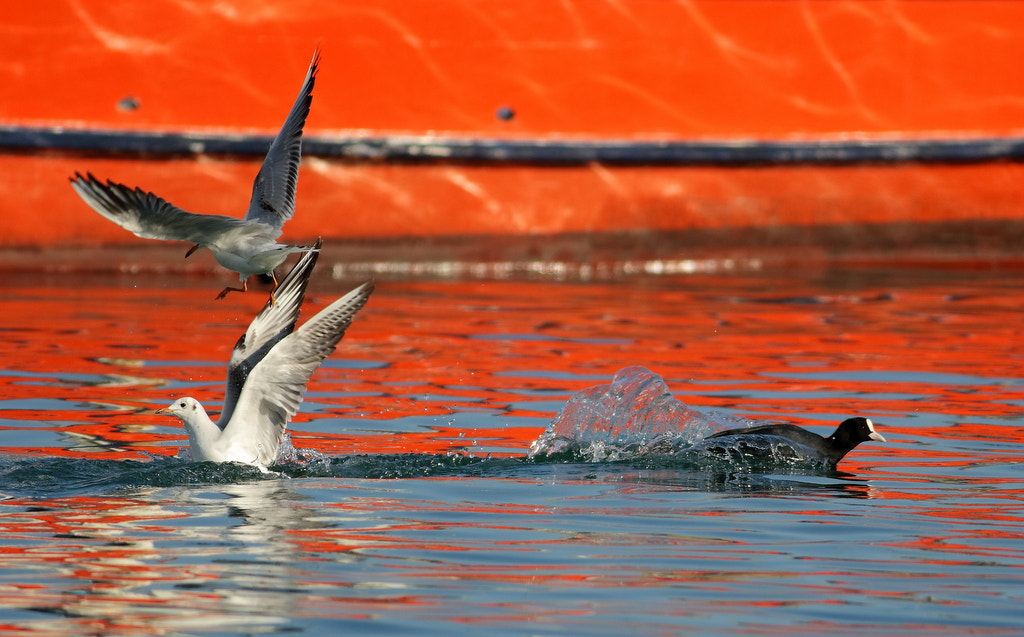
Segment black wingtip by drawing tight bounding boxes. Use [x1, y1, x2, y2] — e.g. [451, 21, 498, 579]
[69, 171, 94, 185]
[310, 45, 321, 75]
[68, 171, 110, 189]
[362, 279, 375, 296]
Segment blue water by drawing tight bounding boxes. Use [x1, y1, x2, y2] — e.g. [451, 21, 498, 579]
[1, 266, 1023, 635]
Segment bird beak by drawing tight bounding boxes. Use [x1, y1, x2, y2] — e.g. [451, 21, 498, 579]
[869, 431, 886, 443]
[155, 407, 170, 415]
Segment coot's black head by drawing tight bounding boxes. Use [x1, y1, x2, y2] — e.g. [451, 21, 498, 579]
[829, 417, 886, 451]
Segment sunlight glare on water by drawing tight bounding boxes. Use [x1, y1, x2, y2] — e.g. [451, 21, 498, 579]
[1, 263, 1023, 635]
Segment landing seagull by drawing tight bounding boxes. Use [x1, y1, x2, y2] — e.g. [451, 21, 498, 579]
[70, 48, 321, 301]
[157, 240, 374, 467]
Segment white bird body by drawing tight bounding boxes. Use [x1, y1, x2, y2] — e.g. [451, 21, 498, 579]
[210, 233, 300, 282]
[168, 397, 262, 464]
[157, 243, 374, 467]
[71, 49, 322, 299]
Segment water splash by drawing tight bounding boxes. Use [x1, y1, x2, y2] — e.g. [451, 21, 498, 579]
[528, 366, 751, 461]
[268, 433, 333, 471]
[526, 366, 843, 470]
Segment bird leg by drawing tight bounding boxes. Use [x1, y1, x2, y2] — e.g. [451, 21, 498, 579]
[268, 271, 281, 306]
[215, 278, 248, 300]
[185, 244, 201, 258]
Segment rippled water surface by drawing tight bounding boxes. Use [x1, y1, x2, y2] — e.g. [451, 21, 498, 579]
[2, 262, 1023, 635]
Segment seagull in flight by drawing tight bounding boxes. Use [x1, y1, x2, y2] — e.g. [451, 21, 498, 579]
[157, 240, 374, 468]
[70, 49, 321, 301]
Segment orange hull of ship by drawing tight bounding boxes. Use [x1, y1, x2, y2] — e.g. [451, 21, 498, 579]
[3, 1, 1024, 253]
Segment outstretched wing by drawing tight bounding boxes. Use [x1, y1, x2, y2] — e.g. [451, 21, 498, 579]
[222, 279, 374, 466]
[218, 238, 323, 428]
[245, 48, 320, 231]
[70, 172, 244, 245]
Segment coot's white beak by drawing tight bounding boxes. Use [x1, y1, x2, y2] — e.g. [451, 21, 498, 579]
[866, 419, 886, 442]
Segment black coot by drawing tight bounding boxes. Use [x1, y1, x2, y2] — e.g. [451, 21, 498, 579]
[704, 417, 886, 465]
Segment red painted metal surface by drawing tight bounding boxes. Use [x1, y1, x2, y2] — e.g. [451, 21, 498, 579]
[4, 1, 1024, 250]
[7, 153, 1024, 251]
[5, 1, 1024, 137]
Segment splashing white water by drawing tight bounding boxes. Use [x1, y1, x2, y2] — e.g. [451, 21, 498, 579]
[528, 366, 751, 461]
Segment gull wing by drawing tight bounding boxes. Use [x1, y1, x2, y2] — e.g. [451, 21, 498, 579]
[222, 279, 374, 466]
[70, 172, 245, 244]
[245, 48, 320, 231]
[218, 238, 323, 428]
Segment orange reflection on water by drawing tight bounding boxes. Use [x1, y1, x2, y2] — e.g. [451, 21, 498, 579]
[4, 270, 1024, 467]
[0, 486, 445, 632]
[3, 266, 1024, 634]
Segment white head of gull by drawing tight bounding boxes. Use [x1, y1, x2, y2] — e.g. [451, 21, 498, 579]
[70, 48, 322, 301]
[157, 241, 373, 468]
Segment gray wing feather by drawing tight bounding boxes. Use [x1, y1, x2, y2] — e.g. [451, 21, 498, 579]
[245, 48, 319, 230]
[222, 279, 374, 466]
[217, 238, 323, 429]
[70, 172, 244, 244]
